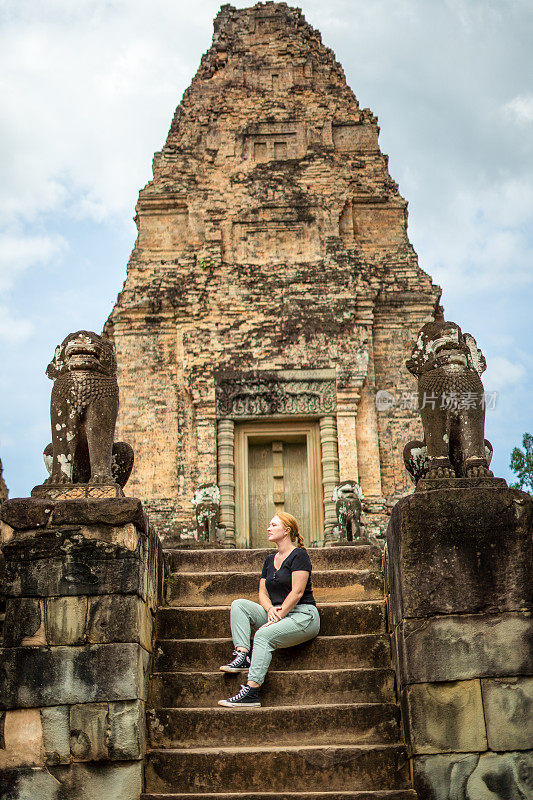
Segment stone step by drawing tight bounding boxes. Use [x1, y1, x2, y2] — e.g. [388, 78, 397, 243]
[141, 793, 417, 800]
[148, 702, 401, 748]
[155, 634, 391, 672]
[166, 545, 382, 574]
[148, 667, 396, 708]
[165, 569, 383, 606]
[157, 601, 386, 639]
[144, 743, 411, 794]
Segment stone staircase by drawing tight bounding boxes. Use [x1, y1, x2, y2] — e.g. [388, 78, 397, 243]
[141, 544, 416, 800]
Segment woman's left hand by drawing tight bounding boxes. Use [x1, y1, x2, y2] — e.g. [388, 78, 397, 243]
[261, 606, 285, 627]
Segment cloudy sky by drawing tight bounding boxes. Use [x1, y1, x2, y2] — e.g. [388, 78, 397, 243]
[1, 0, 531, 496]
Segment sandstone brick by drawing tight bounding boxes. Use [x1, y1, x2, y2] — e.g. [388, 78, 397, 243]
[0, 643, 150, 709]
[2, 526, 148, 599]
[4, 597, 44, 647]
[41, 706, 71, 766]
[45, 596, 88, 646]
[0, 709, 45, 769]
[387, 487, 533, 624]
[413, 751, 533, 800]
[69, 703, 108, 761]
[86, 594, 153, 649]
[482, 677, 533, 752]
[1, 762, 143, 800]
[395, 612, 532, 685]
[107, 700, 145, 761]
[402, 681, 487, 755]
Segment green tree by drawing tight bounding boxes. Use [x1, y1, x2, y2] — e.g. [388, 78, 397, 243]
[509, 433, 533, 493]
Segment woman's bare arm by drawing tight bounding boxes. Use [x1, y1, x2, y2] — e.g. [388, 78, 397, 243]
[258, 578, 273, 612]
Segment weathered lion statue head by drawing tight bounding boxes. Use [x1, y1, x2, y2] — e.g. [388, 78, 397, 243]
[46, 330, 117, 380]
[406, 320, 486, 377]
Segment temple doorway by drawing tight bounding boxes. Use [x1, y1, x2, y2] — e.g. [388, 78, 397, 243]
[234, 421, 323, 548]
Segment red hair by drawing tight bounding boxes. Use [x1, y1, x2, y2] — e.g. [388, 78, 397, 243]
[276, 512, 306, 549]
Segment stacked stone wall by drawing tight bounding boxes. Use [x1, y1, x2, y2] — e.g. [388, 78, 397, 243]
[386, 484, 533, 799]
[0, 497, 163, 800]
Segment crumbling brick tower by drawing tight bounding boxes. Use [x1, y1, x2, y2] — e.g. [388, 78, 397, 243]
[0, 458, 7, 504]
[107, 2, 440, 544]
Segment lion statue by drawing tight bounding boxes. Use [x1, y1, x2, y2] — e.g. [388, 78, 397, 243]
[332, 481, 364, 541]
[404, 319, 493, 481]
[43, 331, 133, 486]
[192, 483, 221, 544]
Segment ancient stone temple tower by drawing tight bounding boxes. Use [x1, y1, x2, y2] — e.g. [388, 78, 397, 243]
[0, 457, 7, 503]
[107, 2, 440, 543]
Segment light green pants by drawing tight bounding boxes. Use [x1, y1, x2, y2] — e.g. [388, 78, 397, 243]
[230, 598, 320, 685]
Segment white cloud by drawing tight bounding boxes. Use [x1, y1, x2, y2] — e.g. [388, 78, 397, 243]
[504, 94, 533, 124]
[0, 305, 33, 343]
[484, 357, 526, 391]
[0, 0, 220, 224]
[0, 232, 67, 292]
[411, 181, 533, 297]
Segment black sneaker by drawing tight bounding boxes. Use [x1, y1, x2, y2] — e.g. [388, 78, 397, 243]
[218, 684, 261, 708]
[219, 649, 251, 673]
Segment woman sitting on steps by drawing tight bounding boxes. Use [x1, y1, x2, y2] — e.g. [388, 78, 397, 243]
[218, 511, 320, 708]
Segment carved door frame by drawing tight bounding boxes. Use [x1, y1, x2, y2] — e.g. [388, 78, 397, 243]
[215, 369, 338, 548]
[234, 420, 323, 549]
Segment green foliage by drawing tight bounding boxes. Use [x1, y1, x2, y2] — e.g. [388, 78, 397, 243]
[196, 250, 212, 270]
[509, 432, 533, 493]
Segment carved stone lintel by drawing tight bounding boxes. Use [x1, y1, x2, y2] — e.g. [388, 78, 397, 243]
[216, 374, 336, 419]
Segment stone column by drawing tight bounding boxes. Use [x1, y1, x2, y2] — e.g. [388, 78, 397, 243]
[355, 329, 384, 512]
[356, 387, 383, 503]
[336, 390, 360, 484]
[217, 418, 236, 547]
[386, 482, 533, 800]
[0, 496, 163, 800]
[320, 416, 340, 539]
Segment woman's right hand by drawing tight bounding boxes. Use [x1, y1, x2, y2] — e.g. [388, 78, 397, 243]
[267, 606, 282, 624]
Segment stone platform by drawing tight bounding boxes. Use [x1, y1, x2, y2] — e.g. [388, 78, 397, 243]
[386, 483, 533, 800]
[0, 495, 163, 800]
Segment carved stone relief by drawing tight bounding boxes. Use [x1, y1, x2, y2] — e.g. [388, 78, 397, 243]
[215, 375, 336, 419]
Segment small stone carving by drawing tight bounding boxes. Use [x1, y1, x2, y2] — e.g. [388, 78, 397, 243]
[192, 484, 221, 544]
[42, 331, 133, 488]
[404, 320, 493, 480]
[332, 481, 364, 542]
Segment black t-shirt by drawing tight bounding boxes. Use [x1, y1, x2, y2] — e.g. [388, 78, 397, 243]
[260, 548, 316, 607]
